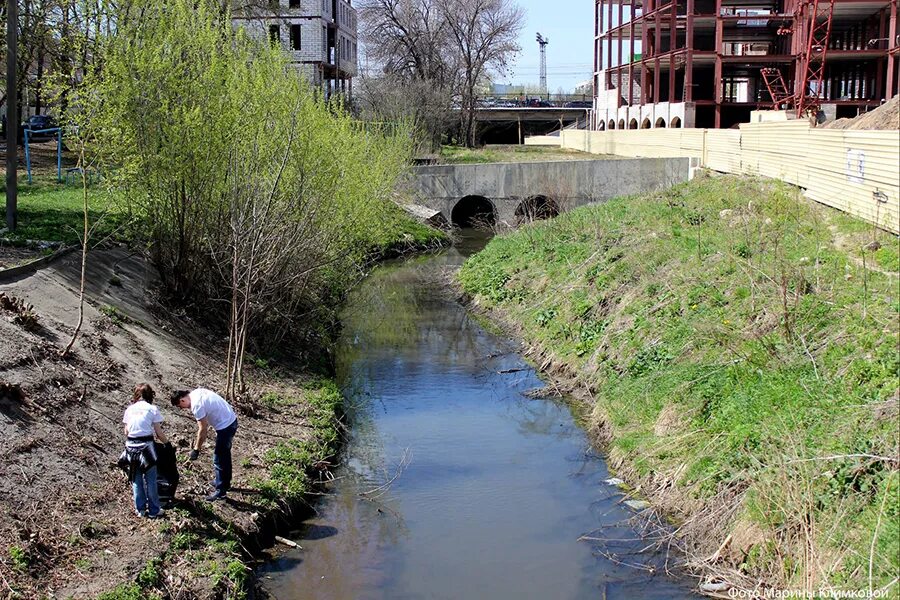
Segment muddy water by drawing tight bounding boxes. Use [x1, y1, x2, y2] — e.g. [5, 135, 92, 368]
[261, 232, 698, 600]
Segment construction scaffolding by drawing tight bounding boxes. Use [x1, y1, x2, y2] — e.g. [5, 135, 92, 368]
[593, 0, 899, 128]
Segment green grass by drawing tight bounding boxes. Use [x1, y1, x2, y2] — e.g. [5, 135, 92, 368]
[459, 173, 899, 590]
[439, 144, 597, 165]
[4, 177, 125, 244]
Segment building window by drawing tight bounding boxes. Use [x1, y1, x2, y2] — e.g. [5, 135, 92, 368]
[289, 0, 301, 7]
[291, 24, 302, 50]
[269, 25, 280, 44]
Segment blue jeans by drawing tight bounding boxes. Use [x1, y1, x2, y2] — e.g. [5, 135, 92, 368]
[214, 418, 238, 493]
[133, 465, 161, 516]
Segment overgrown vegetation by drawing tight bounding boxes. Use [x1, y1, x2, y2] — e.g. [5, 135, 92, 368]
[253, 380, 344, 505]
[60, 0, 444, 399]
[459, 173, 899, 592]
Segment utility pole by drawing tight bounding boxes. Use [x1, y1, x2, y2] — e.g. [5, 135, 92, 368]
[536, 32, 549, 94]
[6, 0, 18, 232]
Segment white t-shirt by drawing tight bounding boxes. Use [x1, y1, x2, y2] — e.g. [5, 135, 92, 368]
[189, 388, 237, 431]
[122, 400, 163, 437]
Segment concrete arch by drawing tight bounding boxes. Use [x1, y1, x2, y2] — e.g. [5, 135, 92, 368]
[641, 118, 651, 129]
[598, 120, 606, 131]
[515, 195, 560, 225]
[670, 116, 682, 128]
[617, 119, 626, 130]
[607, 119, 616, 130]
[655, 117, 667, 128]
[629, 118, 638, 129]
[451, 195, 497, 228]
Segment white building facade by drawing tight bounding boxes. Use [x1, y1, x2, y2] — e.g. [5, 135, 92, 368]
[234, 0, 358, 97]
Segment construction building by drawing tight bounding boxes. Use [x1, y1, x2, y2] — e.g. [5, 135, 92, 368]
[234, 0, 358, 97]
[592, 0, 899, 128]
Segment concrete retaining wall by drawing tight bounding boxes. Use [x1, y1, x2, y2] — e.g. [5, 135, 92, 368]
[408, 157, 691, 225]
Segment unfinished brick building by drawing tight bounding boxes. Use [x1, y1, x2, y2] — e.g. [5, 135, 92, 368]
[592, 0, 899, 128]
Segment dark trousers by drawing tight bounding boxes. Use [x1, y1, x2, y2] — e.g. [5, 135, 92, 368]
[213, 418, 238, 493]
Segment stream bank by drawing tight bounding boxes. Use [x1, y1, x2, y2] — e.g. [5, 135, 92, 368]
[457, 174, 900, 594]
[258, 231, 697, 600]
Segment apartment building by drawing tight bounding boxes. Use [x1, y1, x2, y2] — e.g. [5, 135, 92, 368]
[234, 0, 358, 97]
[593, 0, 899, 128]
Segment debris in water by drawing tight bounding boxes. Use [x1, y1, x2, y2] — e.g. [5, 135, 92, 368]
[604, 477, 625, 486]
[624, 499, 650, 510]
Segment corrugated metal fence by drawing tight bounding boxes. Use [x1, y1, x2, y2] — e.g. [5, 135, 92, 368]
[557, 123, 899, 233]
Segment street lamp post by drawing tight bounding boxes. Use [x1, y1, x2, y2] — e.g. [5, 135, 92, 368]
[6, 0, 18, 232]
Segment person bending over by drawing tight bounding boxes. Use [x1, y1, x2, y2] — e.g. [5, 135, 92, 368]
[121, 383, 169, 518]
[170, 388, 238, 502]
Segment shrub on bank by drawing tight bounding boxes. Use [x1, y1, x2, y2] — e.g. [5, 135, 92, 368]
[459, 173, 899, 591]
[64, 0, 443, 396]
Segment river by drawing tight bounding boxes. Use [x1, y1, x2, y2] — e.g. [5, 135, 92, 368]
[260, 232, 698, 599]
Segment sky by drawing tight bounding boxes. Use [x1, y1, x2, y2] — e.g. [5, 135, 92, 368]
[502, 0, 595, 93]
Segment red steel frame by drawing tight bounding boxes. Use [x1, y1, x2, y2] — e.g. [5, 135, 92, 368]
[594, 0, 899, 128]
[796, 0, 837, 115]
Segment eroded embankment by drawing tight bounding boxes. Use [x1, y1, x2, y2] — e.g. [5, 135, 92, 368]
[0, 246, 369, 600]
[458, 173, 899, 594]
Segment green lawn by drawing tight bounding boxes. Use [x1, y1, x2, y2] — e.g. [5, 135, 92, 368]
[439, 144, 600, 165]
[460, 173, 899, 591]
[3, 177, 125, 244]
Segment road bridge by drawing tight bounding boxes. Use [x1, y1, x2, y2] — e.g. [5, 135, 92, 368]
[408, 157, 691, 227]
[471, 107, 591, 144]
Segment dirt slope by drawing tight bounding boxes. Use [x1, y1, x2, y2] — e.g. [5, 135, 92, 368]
[826, 95, 900, 130]
[0, 247, 321, 599]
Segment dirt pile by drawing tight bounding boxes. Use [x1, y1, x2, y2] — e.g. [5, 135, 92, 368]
[0, 247, 325, 598]
[825, 95, 900, 130]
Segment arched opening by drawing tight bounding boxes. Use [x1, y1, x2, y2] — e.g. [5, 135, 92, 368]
[628, 118, 638, 129]
[452, 195, 496, 228]
[515, 195, 560, 225]
[655, 117, 667, 128]
[641, 118, 651, 129]
[598, 120, 606, 131]
[607, 119, 616, 130]
[670, 116, 682, 128]
[617, 119, 626, 130]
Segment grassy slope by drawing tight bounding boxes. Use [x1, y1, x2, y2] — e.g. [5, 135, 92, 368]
[459, 173, 899, 591]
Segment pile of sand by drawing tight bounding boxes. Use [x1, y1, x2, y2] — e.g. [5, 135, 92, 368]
[825, 95, 900, 130]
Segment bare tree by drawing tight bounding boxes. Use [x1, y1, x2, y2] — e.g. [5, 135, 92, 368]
[442, 0, 523, 147]
[358, 0, 523, 149]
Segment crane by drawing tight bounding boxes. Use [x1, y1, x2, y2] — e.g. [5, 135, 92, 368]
[761, 0, 835, 117]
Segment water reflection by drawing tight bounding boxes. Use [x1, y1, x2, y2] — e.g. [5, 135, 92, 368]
[261, 231, 697, 600]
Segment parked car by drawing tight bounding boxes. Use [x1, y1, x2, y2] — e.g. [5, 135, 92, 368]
[22, 115, 59, 142]
[524, 97, 553, 108]
[564, 100, 593, 109]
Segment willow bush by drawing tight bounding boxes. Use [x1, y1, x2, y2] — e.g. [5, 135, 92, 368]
[84, 0, 415, 396]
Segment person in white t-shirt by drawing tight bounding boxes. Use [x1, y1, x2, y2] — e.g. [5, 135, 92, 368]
[171, 388, 238, 502]
[122, 383, 169, 517]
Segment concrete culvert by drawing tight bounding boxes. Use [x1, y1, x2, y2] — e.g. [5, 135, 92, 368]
[452, 195, 496, 228]
[515, 195, 560, 224]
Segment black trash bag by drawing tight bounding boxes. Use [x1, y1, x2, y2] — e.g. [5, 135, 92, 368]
[154, 442, 179, 502]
